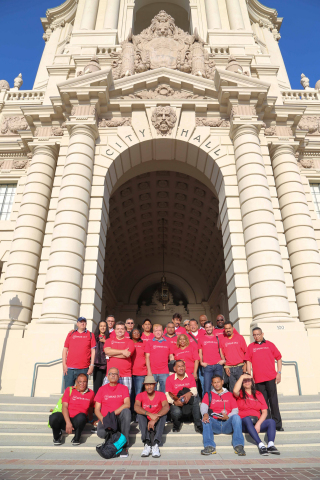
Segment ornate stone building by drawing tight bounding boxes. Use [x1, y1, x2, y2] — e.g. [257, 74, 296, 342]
[0, 0, 320, 397]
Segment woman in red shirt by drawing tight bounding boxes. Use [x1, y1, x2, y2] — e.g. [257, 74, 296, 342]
[93, 320, 109, 394]
[234, 374, 279, 456]
[131, 327, 148, 397]
[169, 334, 200, 379]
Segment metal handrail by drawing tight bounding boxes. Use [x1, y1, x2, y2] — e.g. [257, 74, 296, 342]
[31, 358, 63, 397]
[277, 360, 302, 396]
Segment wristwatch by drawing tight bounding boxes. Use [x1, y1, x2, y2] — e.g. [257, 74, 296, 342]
[277, 371, 281, 374]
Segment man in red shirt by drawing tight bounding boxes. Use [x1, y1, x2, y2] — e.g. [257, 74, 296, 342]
[214, 314, 225, 338]
[134, 375, 169, 458]
[164, 322, 178, 346]
[199, 314, 207, 331]
[63, 317, 96, 388]
[166, 360, 202, 433]
[200, 375, 245, 456]
[199, 320, 225, 396]
[245, 327, 283, 431]
[164, 313, 187, 335]
[188, 319, 205, 393]
[145, 324, 172, 392]
[125, 318, 135, 334]
[141, 318, 154, 343]
[95, 367, 131, 458]
[106, 315, 115, 335]
[220, 320, 247, 394]
[104, 321, 135, 394]
[49, 373, 94, 445]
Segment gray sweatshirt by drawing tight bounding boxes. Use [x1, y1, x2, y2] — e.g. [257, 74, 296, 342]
[200, 387, 239, 417]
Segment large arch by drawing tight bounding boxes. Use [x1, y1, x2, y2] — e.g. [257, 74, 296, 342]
[133, 0, 191, 34]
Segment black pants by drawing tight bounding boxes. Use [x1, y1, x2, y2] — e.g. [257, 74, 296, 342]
[170, 396, 202, 429]
[256, 379, 282, 429]
[97, 408, 131, 446]
[137, 414, 166, 445]
[49, 412, 87, 441]
[93, 367, 106, 395]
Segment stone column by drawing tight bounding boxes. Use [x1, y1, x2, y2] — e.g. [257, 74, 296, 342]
[0, 143, 59, 329]
[104, 0, 121, 29]
[232, 124, 292, 323]
[226, 0, 245, 30]
[80, 0, 100, 30]
[38, 120, 97, 324]
[205, 0, 222, 30]
[270, 143, 320, 328]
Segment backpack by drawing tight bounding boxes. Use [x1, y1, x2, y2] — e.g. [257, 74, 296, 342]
[96, 431, 127, 459]
[48, 386, 72, 428]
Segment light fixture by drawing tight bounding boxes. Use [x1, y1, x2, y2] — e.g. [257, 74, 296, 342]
[158, 218, 169, 309]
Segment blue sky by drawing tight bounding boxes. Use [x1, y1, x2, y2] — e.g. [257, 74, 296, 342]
[0, 0, 319, 90]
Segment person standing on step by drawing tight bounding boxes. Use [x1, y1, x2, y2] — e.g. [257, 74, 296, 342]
[134, 375, 169, 458]
[200, 375, 246, 456]
[188, 319, 205, 395]
[234, 374, 280, 456]
[169, 334, 200, 380]
[93, 320, 109, 394]
[106, 315, 116, 336]
[164, 321, 178, 346]
[199, 314, 208, 331]
[183, 319, 191, 333]
[49, 373, 94, 446]
[214, 315, 226, 339]
[62, 317, 96, 388]
[130, 327, 147, 421]
[245, 327, 283, 432]
[166, 359, 203, 433]
[95, 367, 131, 458]
[199, 320, 225, 396]
[141, 318, 154, 343]
[220, 320, 247, 394]
[165, 313, 187, 335]
[145, 324, 172, 393]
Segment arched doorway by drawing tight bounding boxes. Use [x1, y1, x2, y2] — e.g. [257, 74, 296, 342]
[101, 171, 228, 326]
[133, 0, 191, 34]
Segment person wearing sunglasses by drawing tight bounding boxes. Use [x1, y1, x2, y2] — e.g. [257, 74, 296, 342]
[233, 374, 280, 456]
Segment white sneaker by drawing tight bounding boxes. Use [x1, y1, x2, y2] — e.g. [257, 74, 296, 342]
[141, 444, 152, 457]
[152, 443, 161, 458]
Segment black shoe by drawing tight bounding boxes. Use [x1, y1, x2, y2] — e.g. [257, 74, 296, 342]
[71, 437, 80, 446]
[53, 432, 62, 446]
[267, 445, 280, 455]
[234, 445, 246, 456]
[91, 426, 97, 433]
[195, 424, 203, 434]
[120, 448, 129, 458]
[276, 427, 284, 431]
[259, 445, 269, 456]
[172, 425, 181, 432]
[201, 446, 216, 455]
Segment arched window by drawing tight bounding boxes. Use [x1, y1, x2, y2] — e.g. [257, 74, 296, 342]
[133, 0, 191, 34]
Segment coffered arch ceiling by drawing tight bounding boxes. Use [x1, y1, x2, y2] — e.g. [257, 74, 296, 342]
[103, 171, 225, 305]
[133, 1, 190, 34]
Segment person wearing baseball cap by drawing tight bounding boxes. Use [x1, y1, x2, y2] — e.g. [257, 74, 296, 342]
[134, 375, 169, 458]
[62, 317, 96, 388]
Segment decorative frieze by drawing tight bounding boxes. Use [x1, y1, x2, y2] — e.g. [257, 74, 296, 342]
[119, 84, 208, 100]
[196, 117, 230, 127]
[98, 117, 131, 127]
[264, 125, 293, 136]
[151, 106, 177, 136]
[0, 158, 29, 170]
[297, 116, 320, 135]
[0, 116, 29, 135]
[231, 105, 256, 116]
[298, 158, 315, 169]
[34, 126, 65, 137]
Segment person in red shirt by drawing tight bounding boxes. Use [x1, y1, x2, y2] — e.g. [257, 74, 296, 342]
[103, 321, 135, 394]
[63, 317, 96, 389]
[134, 375, 169, 458]
[220, 320, 247, 394]
[199, 314, 207, 331]
[131, 328, 148, 395]
[234, 374, 279, 456]
[125, 318, 135, 334]
[166, 359, 202, 433]
[199, 321, 225, 396]
[95, 367, 131, 458]
[245, 327, 283, 432]
[214, 314, 225, 338]
[170, 334, 200, 379]
[141, 318, 154, 343]
[200, 375, 245, 456]
[49, 373, 94, 446]
[93, 320, 109, 395]
[106, 315, 116, 336]
[145, 324, 172, 392]
[188, 319, 205, 394]
[164, 322, 178, 346]
[164, 313, 187, 335]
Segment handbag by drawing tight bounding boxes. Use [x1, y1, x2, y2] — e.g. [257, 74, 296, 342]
[249, 415, 259, 425]
[48, 386, 72, 428]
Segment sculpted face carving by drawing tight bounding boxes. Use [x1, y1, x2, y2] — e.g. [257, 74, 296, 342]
[151, 106, 177, 136]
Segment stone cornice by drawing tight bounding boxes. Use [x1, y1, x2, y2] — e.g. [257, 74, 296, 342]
[41, 0, 78, 32]
[247, 0, 282, 31]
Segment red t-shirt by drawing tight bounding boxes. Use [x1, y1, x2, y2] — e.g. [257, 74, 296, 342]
[109, 330, 130, 339]
[188, 330, 205, 346]
[172, 344, 200, 374]
[237, 391, 268, 419]
[141, 332, 154, 343]
[245, 341, 282, 384]
[136, 391, 166, 420]
[202, 391, 237, 419]
[220, 334, 247, 366]
[64, 330, 96, 369]
[165, 373, 197, 396]
[164, 326, 187, 335]
[94, 383, 129, 416]
[214, 328, 225, 338]
[104, 337, 135, 377]
[62, 387, 95, 418]
[163, 334, 178, 347]
[132, 341, 148, 376]
[145, 338, 172, 374]
[198, 335, 221, 365]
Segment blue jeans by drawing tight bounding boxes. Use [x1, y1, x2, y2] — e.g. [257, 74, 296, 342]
[202, 415, 244, 449]
[198, 365, 204, 397]
[204, 364, 224, 396]
[242, 417, 276, 445]
[64, 368, 88, 389]
[132, 375, 145, 396]
[153, 373, 169, 393]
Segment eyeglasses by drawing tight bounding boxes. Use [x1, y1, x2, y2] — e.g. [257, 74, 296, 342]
[243, 379, 252, 383]
[108, 372, 119, 376]
[126, 322, 134, 325]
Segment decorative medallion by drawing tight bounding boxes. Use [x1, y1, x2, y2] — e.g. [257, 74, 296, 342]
[151, 106, 177, 136]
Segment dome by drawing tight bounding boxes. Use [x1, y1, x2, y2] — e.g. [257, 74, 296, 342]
[0, 80, 10, 91]
[315, 79, 320, 91]
[83, 56, 101, 75]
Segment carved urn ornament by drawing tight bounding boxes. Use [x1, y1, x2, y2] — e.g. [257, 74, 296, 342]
[151, 106, 177, 136]
[300, 73, 313, 91]
[112, 11, 215, 80]
[0, 80, 10, 91]
[225, 56, 243, 74]
[13, 73, 23, 90]
[78, 56, 101, 76]
[315, 80, 320, 91]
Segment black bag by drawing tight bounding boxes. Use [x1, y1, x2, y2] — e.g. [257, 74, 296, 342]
[249, 415, 259, 425]
[177, 387, 194, 416]
[96, 431, 126, 459]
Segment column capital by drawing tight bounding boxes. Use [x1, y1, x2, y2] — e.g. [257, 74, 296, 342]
[28, 141, 60, 158]
[269, 142, 297, 159]
[230, 122, 263, 141]
[66, 105, 99, 139]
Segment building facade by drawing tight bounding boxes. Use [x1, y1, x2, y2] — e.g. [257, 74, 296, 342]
[0, 0, 320, 397]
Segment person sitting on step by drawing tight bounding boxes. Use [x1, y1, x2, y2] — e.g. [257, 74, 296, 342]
[49, 373, 94, 446]
[234, 374, 280, 456]
[134, 375, 169, 458]
[200, 374, 245, 456]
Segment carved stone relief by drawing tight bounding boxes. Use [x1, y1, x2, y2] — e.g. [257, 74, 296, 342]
[111, 11, 215, 80]
[298, 158, 315, 169]
[297, 116, 320, 135]
[119, 84, 208, 100]
[231, 105, 256, 117]
[0, 116, 29, 135]
[0, 157, 29, 170]
[98, 117, 132, 127]
[151, 106, 177, 136]
[196, 117, 230, 127]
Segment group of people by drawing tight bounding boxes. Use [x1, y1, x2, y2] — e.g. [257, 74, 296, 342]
[49, 313, 283, 458]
